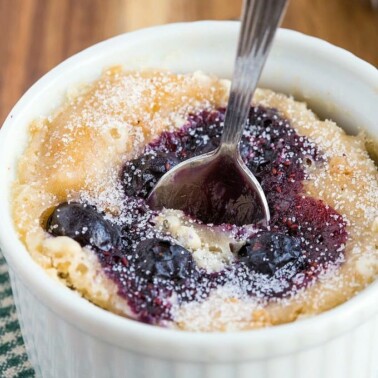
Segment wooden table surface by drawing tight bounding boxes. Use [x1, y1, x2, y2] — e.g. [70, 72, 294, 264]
[1, 0, 377, 125]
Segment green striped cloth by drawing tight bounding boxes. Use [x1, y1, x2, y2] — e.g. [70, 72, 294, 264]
[0, 251, 35, 377]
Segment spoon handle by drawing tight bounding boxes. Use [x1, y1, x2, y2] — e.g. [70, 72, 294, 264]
[220, 0, 288, 152]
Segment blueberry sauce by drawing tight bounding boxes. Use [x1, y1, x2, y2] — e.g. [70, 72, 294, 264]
[47, 106, 348, 324]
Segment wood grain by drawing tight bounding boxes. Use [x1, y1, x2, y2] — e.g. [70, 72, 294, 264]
[0, 0, 377, 124]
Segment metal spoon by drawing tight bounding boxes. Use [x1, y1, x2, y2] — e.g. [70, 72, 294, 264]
[147, 0, 288, 226]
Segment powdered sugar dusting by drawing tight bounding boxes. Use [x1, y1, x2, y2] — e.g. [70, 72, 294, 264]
[13, 71, 378, 331]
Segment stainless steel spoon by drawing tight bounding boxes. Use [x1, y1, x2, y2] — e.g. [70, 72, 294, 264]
[147, 0, 288, 226]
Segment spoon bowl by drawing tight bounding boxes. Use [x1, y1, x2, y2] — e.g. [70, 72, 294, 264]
[147, 145, 269, 226]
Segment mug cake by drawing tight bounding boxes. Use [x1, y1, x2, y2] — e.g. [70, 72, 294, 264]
[12, 68, 378, 331]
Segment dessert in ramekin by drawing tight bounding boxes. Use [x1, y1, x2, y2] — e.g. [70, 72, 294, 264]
[1, 23, 377, 378]
[12, 67, 378, 332]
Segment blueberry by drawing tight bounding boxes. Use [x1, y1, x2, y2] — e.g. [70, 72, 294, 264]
[46, 202, 122, 251]
[179, 116, 222, 159]
[135, 239, 197, 282]
[121, 152, 179, 198]
[184, 136, 219, 158]
[238, 232, 303, 275]
[180, 131, 220, 159]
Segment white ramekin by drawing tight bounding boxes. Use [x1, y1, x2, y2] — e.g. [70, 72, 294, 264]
[0, 22, 377, 378]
